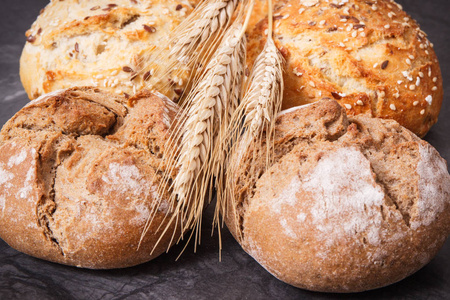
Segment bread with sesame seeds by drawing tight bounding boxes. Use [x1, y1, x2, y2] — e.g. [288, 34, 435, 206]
[20, 0, 199, 102]
[0, 87, 184, 269]
[247, 0, 443, 137]
[226, 99, 450, 292]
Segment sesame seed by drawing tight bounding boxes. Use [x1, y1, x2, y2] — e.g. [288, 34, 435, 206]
[425, 50, 430, 55]
[413, 101, 419, 106]
[384, 24, 390, 29]
[409, 85, 416, 90]
[299, 8, 305, 14]
[433, 77, 438, 82]
[373, 63, 379, 68]
[416, 77, 420, 86]
[352, 31, 357, 38]
[340, 19, 348, 23]
[390, 104, 396, 111]
[344, 104, 352, 109]
[419, 44, 425, 49]
[420, 109, 425, 115]
[432, 86, 438, 91]
[397, 80, 403, 84]
[360, 32, 366, 37]
[319, 20, 326, 26]
[406, 58, 411, 65]
[339, 42, 345, 47]
[309, 81, 316, 87]
[356, 100, 364, 106]
[425, 95, 433, 105]
[419, 72, 424, 78]
[372, 5, 377, 11]
[381, 60, 389, 69]
[409, 55, 415, 60]
[404, 17, 409, 21]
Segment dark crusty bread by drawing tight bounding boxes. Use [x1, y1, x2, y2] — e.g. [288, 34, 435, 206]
[226, 99, 450, 292]
[0, 87, 182, 269]
[247, 0, 443, 137]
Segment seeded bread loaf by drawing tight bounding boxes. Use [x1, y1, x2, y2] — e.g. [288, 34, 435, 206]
[20, 0, 198, 102]
[226, 99, 450, 292]
[0, 87, 182, 269]
[247, 0, 443, 137]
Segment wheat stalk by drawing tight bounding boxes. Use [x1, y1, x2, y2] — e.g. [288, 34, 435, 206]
[218, 0, 284, 241]
[141, 14, 249, 254]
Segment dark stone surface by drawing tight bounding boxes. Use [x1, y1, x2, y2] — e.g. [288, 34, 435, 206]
[0, 0, 449, 299]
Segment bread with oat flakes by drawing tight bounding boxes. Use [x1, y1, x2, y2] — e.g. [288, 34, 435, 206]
[247, 0, 443, 137]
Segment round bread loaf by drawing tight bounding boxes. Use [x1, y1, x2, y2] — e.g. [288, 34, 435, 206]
[247, 0, 443, 137]
[20, 0, 198, 102]
[0, 87, 182, 269]
[226, 99, 450, 292]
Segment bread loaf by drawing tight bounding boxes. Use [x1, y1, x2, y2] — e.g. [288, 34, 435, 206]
[20, 0, 198, 102]
[247, 0, 443, 137]
[0, 87, 183, 269]
[226, 99, 450, 292]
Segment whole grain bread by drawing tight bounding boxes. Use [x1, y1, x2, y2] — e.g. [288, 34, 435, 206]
[247, 0, 443, 137]
[226, 99, 450, 292]
[20, 0, 198, 102]
[0, 87, 182, 269]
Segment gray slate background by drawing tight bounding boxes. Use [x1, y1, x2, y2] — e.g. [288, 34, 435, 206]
[0, 0, 449, 299]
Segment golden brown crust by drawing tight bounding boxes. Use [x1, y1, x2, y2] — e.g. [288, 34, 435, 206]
[227, 99, 450, 292]
[0, 87, 181, 269]
[20, 0, 197, 102]
[247, 0, 443, 137]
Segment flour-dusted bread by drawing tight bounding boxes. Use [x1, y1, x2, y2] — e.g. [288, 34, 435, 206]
[247, 0, 443, 137]
[226, 99, 450, 292]
[0, 87, 182, 269]
[20, 0, 198, 102]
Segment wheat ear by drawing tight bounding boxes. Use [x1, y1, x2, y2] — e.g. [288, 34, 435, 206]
[140, 16, 248, 254]
[218, 0, 284, 242]
[132, 0, 240, 100]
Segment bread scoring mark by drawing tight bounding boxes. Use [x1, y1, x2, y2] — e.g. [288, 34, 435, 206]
[276, 102, 313, 118]
[412, 143, 450, 230]
[303, 147, 385, 247]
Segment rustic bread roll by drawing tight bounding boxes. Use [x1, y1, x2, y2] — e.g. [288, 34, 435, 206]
[0, 87, 182, 269]
[247, 0, 443, 137]
[226, 99, 450, 292]
[20, 0, 198, 102]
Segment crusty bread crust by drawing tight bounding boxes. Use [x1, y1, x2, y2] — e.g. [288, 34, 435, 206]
[247, 0, 443, 137]
[226, 99, 450, 292]
[0, 87, 182, 269]
[20, 0, 197, 101]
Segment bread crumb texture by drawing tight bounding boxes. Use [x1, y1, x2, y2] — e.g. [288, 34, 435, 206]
[21, 0, 199, 102]
[0, 87, 181, 269]
[248, 0, 443, 137]
[227, 99, 450, 292]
